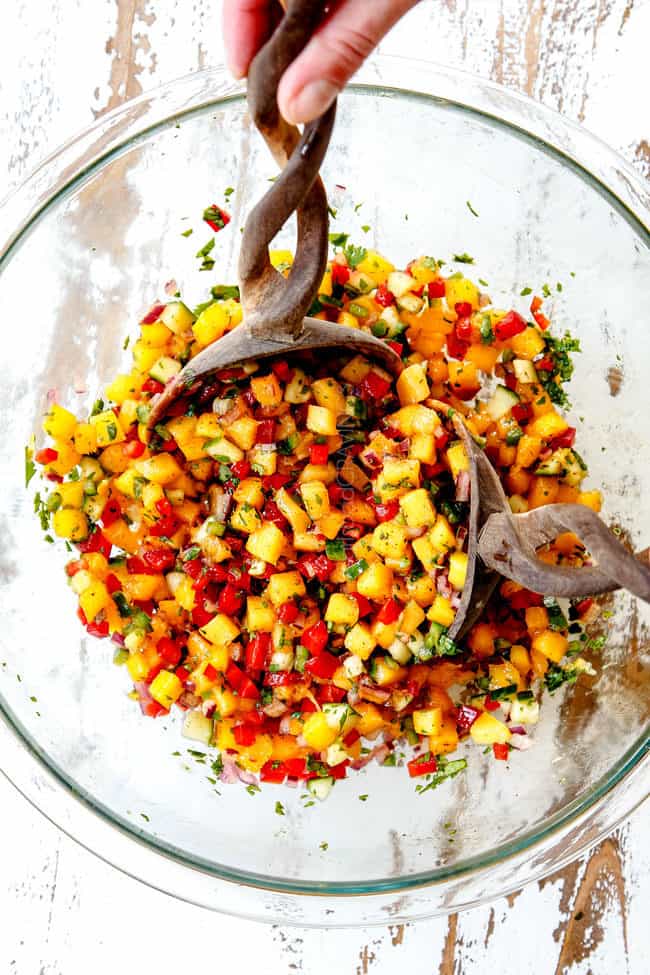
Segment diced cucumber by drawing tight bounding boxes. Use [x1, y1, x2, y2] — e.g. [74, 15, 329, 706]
[306, 776, 335, 800]
[387, 637, 412, 665]
[387, 271, 417, 298]
[325, 743, 348, 767]
[346, 270, 374, 294]
[83, 494, 105, 521]
[270, 650, 295, 671]
[182, 711, 213, 744]
[159, 301, 195, 335]
[79, 458, 103, 481]
[149, 356, 182, 384]
[512, 359, 539, 384]
[343, 654, 365, 679]
[510, 697, 540, 725]
[485, 385, 520, 421]
[535, 447, 587, 485]
[396, 293, 423, 314]
[322, 702, 353, 730]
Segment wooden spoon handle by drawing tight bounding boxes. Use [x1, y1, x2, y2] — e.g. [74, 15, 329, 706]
[240, 0, 335, 340]
[478, 504, 650, 602]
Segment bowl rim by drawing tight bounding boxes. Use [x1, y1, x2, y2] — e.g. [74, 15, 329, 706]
[1, 55, 649, 920]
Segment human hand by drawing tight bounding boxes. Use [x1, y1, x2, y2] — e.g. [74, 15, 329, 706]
[223, 0, 420, 125]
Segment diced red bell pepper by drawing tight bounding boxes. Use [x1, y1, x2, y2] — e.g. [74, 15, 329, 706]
[428, 278, 446, 298]
[351, 592, 372, 617]
[456, 705, 481, 735]
[246, 633, 272, 671]
[256, 419, 276, 444]
[532, 309, 550, 330]
[493, 742, 510, 761]
[304, 652, 339, 680]
[226, 661, 244, 690]
[142, 377, 165, 395]
[331, 261, 350, 287]
[155, 498, 172, 517]
[66, 559, 86, 577]
[149, 514, 179, 538]
[35, 447, 58, 465]
[263, 671, 304, 687]
[126, 555, 146, 574]
[387, 340, 403, 356]
[535, 356, 554, 373]
[231, 459, 251, 480]
[301, 620, 329, 656]
[46, 472, 63, 483]
[260, 760, 287, 784]
[343, 729, 360, 747]
[511, 402, 533, 425]
[140, 698, 168, 718]
[530, 296, 543, 313]
[407, 754, 438, 777]
[124, 439, 145, 458]
[134, 599, 156, 616]
[262, 499, 288, 530]
[203, 205, 231, 233]
[86, 619, 110, 639]
[328, 482, 353, 505]
[377, 598, 401, 625]
[494, 310, 526, 341]
[77, 606, 88, 626]
[329, 761, 349, 780]
[233, 723, 257, 747]
[182, 557, 203, 581]
[78, 529, 111, 558]
[141, 303, 166, 325]
[508, 589, 544, 610]
[374, 283, 395, 307]
[455, 301, 473, 319]
[283, 757, 308, 778]
[105, 573, 122, 595]
[484, 695, 500, 712]
[309, 443, 329, 466]
[142, 547, 177, 573]
[317, 683, 346, 703]
[374, 499, 399, 523]
[550, 427, 576, 449]
[446, 332, 469, 360]
[300, 697, 317, 713]
[217, 584, 244, 616]
[238, 676, 260, 699]
[158, 637, 182, 668]
[191, 603, 215, 628]
[575, 597, 594, 617]
[297, 553, 333, 583]
[175, 666, 190, 684]
[262, 473, 292, 491]
[361, 371, 391, 401]
[271, 360, 293, 383]
[277, 601, 299, 624]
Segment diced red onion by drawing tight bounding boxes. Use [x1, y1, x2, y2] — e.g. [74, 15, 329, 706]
[456, 526, 468, 549]
[46, 388, 58, 404]
[360, 450, 381, 470]
[437, 571, 452, 599]
[279, 714, 292, 735]
[509, 725, 527, 735]
[202, 701, 216, 718]
[212, 398, 231, 416]
[220, 756, 240, 784]
[111, 632, 125, 647]
[405, 525, 427, 539]
[263, 700, 288, 718]
[509, 733, 533, 751]
[230, 644, 243, 663]
[164, 279, 178, 296]
[350, 743, 390, 770]
[450, 591, 462, 609]
[456, 470, 471, 502]
[204, 599, 218, 613]
[358, 682, 391, 704]
[395, 438, 410, 456]
[235, 765, 258, 786]
[214, 492, 233, 523]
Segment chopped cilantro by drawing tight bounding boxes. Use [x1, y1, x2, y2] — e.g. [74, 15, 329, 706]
[25, 446, 36, 487]
[361, 224, 371, 233]
[181, 228, 193, 238]
[415, 757, 468, 794]
[466, 200, 479, 217]
[545, 664, 578, 693]
[343, 243, 367, 268]
[211, 284, 240, 301]
[453, 252, 475, 264]
[329, 231, 349, 248]
[275, 801, 285, 816]
[520, 286, 532, 296]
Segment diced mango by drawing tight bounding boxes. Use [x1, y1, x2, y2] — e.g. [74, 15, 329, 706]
[150, 670, 183, 708]
[527, 412, 569, 440]
[448, 551, 468, 590]
[192, 302, 231, 346]
[325, 593, 359, 626]
[306, 404, 337, 436]
[53, 508, 89, 541]
[266, 571, 306, 607]
[356, 561, 394, 600]
[250, 372, 283, 407]
[43, 404, 78, 441]
[312, 377, 346, 415]
[135, 453, 183, 485]
[302, 712, 339, 750]
[470, 712, 512, 745]
[344, 623, 376, 660]
[427, 595, 456, 628]
[371, 521, 408, 559]
[396, 363, 430, 405]
[413, 707, 443, 736]
[246, 522, 285, 565]
[245, 596, 276, 631]
[399, 488, 436, 527]
[531, 629, 568, 663]
[200, 613, 240, 647]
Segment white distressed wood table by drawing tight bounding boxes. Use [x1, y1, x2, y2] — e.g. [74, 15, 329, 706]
[1, 2, 648, 972]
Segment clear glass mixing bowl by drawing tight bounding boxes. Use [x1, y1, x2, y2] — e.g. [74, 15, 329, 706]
[0, 57, 648, 927]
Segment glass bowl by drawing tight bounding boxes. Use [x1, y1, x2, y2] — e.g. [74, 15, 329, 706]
[1, 57, 648, 927]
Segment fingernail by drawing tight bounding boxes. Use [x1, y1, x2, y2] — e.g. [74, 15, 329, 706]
[283, 80, 338, 124]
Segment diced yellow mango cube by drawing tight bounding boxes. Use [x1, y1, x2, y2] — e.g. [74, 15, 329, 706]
[298, 461, 337, 484]
[356, 249, 395, 285]
[396, 363, 430, 405]
[140, 322, 172, 347]
[89, 410, 126, 448]
[302, 712, 339, 750]
[399, 488, 436, 527]
[306, 405, 337, 436]
[413, 707, 443, 736]
[430, 514, 457, 554]
[317, 510, 346, 540]
[371, 521, 408, 559]
[312, 377, 346, 415]
[427, 595, 456, 627]
[105, 372, 144, 405]
[406, 573, 436, 607]
[230, 502, 262, 534]
[445, 275, 479, 312]
[53, 508, 89, 542]
[135, 453, 183, 485]
[448, 551, 468, 590]
[166, 416, 197, 445]
[150, 670, 183, 708]
[470, 712, 512, 745]
[250, 372, 283, 407]
[300, 480, 330, 519]
[340, 355, 371, 383]
[132, 340, 160, 372]
[357, 562, 394, 600]
[73, 423, 98, 455]
[246, 522, 285, 565]
[578, 490, 602, 512]
[412, 534, 437, 571]
[372, 655, 407, 686]
[527, 411, 569, 441]
[175, 576, 196, 612]
[344, 623, 376, 660]
[245, 596, 276, 631]
[398, 600, 426, 635]
[79, 578, 110, 621]
[248, 445, 277, 476]
[509, 326, 545, 360]
[234, 478, 264, 509]
[325, 593, 360, 626]
[229, 417, 260, 451]
[531, 629, 568, 663]
[192, 302, 231, 347]
[446, 441, 470, 480]
[275, 487, 311, 534]
[266, 571, 306, 607]
[57, 481, 85, 509]
[429, 717, 459, 755]
[200, 613, 240, 647]
[409, 434, 436, 464]
[43, 404, 78, 441]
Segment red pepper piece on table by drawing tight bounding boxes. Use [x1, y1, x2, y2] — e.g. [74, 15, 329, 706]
[456, 705, 481, 735]
[105, 573, 122, 595]
[203, 204, 231, 233]
[217, 584, 244, 616]
[454, 301, 473, 319]
[351, 592, 372, 617]
[157, 637, 182, 668]
[277, 601, 299, 624]
[284, 757, 308, 778]
[86, 619, 110, 639]
[511, 402, 532, 425]
[140, 547, 176, 573]
[239, 676, 260, 700]
[493, 742, 510, 761]
[446, 332, 469, 360]
[407, 754, 438, 778]
[230, 459, 251, 480]
[494, 310, 526, 341]
[35, 447, 58, 465]
[550, 427, 576, 449]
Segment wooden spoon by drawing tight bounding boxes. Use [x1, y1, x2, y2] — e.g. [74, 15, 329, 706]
[148, 0, 401, 429]
[448, 414, 650, 638]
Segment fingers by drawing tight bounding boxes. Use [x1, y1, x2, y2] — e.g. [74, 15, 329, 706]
[223, 0, 277, 79]
[277, 0, 420, 124]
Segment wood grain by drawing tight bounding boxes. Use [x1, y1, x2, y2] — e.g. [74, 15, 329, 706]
[0, 1, 648, 972]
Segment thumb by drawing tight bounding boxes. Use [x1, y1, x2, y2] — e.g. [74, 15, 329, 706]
[277, 0, 419, 125]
